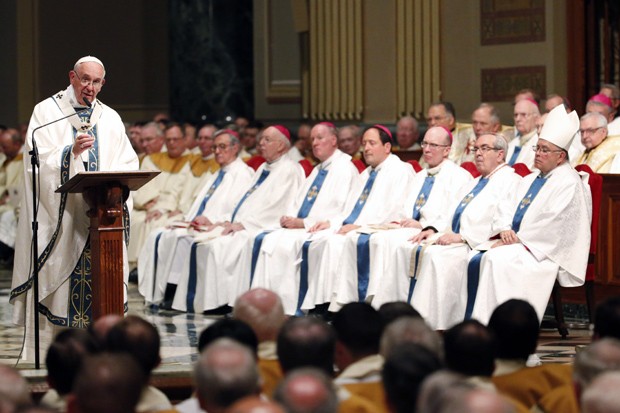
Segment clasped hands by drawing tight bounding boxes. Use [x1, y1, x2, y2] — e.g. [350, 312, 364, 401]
[491, 229, 519, 248]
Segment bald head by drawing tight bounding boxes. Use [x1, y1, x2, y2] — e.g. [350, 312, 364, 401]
[233, 288, 286, 342]
[425, 126, 452, 145]
[89, 313, 123, 346]
[0, 365, 31, 412]
[274, 369, 338, 413]
[421, 126, 452, 168]
[195, 339, 260, 413]
[582, 371, 620, 413]
[226, 396, 286, 413]
[575, 338, 620, 390]
[459, 389, 515, 413]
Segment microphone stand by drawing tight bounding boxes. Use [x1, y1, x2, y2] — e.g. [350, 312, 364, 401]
[29, 100, 91, 369]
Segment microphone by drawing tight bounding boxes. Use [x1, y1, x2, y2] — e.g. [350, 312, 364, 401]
[30, 99, 93, 167]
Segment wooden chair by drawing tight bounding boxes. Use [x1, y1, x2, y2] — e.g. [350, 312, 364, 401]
[551, 164, 602, 338]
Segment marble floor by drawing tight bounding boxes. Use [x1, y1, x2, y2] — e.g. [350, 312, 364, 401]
[0, 268, 591, 378]
[0, 269, 216, 375]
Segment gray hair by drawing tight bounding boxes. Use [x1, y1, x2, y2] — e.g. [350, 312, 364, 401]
[492, 132, 509, 152]
[273, 368, 339, 413]
[271, 127, 291, 149]
[214, 129, 241, 147]
[380, 316, 443, 360]
[142, 121, 164, 137]
[582, 371, 620, 413]
[581, 112, 609, 128]
[194, 338, 261, 409]
[477, 103, 501, 125]
[417, 371, 468, 413]
[574, 338, 620, 388]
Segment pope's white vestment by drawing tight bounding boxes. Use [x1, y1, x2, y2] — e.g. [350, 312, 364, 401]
[138, 157, 254, 303]
[10, 85, 138, 359]
[172, 154, 304, 312]
[332, 159, 473, 311]
[506, 131, 538, 169]
[301, 154, 416, 311]
[468, 162, 591, 324]
[249, 150, 360, 314]
[407, 165, 521, 330]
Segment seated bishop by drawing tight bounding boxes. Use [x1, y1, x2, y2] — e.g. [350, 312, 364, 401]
[465, 104, 592, 324]
[171, 125, 305, 313]
[137, 129, 254, 304]
[330, 126, 472, 312]
[403, 133, 521, 330]
[297, 125, 416, 312]
[246, 122, 360, 315]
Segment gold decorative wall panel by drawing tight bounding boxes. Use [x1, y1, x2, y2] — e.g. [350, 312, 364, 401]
[480, 0, 545, 45]
[481, 66, 546, 102]
[307, 0, 363, 120]
[396, 0, 441, 119]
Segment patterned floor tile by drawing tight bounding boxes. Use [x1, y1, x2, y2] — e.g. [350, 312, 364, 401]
[0, 270, 591, 371]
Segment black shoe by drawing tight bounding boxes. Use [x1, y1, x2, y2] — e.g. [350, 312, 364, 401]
[0, 242, 14, 269]
[128, 268, 138, 283]
[203, 305, 232, 316]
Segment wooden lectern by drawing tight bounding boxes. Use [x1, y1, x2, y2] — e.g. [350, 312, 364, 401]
[56, 171, 159, 320]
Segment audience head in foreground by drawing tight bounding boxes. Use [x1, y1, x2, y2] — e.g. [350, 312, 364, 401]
[382, 343, 443, 413]
[274, 368, 338, 413]
[194, 338, 261, 413]
[233, 288, 286, 343]
[67, 353, 145, 413]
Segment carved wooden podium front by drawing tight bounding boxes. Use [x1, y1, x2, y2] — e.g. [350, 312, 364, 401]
[56, 171, 158, 320]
